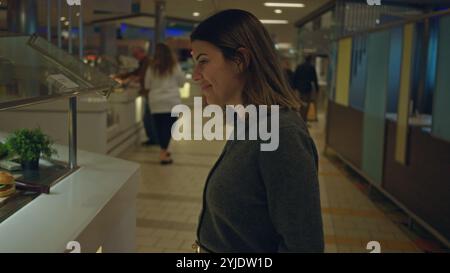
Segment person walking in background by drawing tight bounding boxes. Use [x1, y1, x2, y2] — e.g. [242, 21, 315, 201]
[145, 43, 185, 165]
[281, 57, 295, 91]
[294, 55, 319, 125]
[114, 46, 159, 146]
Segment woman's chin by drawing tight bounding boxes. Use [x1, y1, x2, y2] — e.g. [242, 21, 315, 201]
[203, 94, 215, 106]
[205, 97, 215, 106]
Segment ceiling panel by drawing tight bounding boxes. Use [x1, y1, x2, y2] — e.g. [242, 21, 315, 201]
[3, 0, 329, 45]
[141, 0, 330, 44]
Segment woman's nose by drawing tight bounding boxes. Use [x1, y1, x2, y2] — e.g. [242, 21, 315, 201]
[192, 65, 202, 82]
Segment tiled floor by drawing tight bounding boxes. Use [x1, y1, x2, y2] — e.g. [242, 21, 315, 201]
[119, 108, 438, 253]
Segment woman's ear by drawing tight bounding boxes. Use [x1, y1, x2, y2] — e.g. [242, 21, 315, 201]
[235, 47, 251, 73]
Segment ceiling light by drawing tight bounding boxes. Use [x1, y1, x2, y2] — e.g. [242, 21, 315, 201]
[276, 43, 292, 49]
[274, 9, 283, 14]
[260, 19, 289, 24]
[264, 2, 305, 8]
[60, 16, 67, 21]
[76, 12, 80, 17]
[64, 21, 70, 26]
[193, 12, 200, 17]
[61, 30, 69, 39]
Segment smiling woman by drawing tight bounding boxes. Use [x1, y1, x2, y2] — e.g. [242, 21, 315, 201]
[190, 9, 324, 253]
[191, 10, 300, 109]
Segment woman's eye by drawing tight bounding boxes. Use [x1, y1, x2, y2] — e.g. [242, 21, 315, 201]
[198, 59, 208, 65]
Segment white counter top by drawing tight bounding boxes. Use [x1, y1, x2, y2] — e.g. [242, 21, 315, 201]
[108, 86, 140, 103]
[3, 85, 141, 113]
[0, 132, 140, 252]
[0, 86, 145, 156]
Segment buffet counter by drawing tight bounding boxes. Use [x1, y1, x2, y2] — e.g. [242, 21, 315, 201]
[0, 132, 140, 253]
[0, 85, 144, 156]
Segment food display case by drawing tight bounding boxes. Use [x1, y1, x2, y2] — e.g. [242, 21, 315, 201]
[0, 33, 139, 253]
[0, 34, 115, 109]
[0, 36, 146, 156]
[0, 33, 116, 223]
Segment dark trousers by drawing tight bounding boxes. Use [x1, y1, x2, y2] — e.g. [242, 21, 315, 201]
[152, 113, 178, 150]
[143, 98, 159, 144]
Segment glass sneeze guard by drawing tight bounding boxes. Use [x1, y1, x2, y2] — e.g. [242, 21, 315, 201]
[0, 34, 118, 111]
[0, 33, 118, 224]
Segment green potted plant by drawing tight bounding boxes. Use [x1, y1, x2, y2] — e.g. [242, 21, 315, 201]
[0, 142, 8, 159]
[5, 128, 57, 170]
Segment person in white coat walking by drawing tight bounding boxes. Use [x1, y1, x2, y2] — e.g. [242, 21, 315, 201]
[145, 43, 185, 164]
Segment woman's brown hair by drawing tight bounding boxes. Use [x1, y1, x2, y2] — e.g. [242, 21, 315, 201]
[190, 9, 301, 111]
[151, 43, 177, 77]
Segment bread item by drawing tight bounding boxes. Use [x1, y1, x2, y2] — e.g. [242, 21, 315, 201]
[0, 171, 15, 198]
[0, 171, 14, 184]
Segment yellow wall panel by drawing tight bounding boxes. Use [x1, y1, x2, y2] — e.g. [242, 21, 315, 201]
[395, 23, 414, 164]
[335, 38, 352, 106]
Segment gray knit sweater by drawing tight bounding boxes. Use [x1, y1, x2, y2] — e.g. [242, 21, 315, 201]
[197, 108, 324, 253]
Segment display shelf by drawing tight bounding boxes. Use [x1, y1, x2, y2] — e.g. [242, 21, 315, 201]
[0, 34, 116, 111]
[0, 33, 117, 225]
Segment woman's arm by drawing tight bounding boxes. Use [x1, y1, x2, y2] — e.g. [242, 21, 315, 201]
[258, 126, 324, 253]
[144, 67, 151, 95]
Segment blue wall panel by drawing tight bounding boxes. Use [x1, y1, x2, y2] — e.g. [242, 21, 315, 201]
[410, 22, 425, 113]
[387, 27, 403, 114]
[432, 15, 450, 142]
[328, 42, 338, 101]
[362, 30, 391, 186]
[423, 18, 439, 114]
[349, 35, 368, 111]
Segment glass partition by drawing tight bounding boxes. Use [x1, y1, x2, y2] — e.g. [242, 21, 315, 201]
[0, 34, 117, 110]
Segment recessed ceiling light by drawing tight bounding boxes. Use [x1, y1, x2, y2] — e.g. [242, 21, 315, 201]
[193, 12, 200, 17]
[276, 43, 292, 49]
[61, 30, 69, 39]
[274, 9, 283, 14]
[60, 17, 67, 21]
[64, 21, 70, 26]
[260, 19, 289, 24]
[264, 2, 305, 8]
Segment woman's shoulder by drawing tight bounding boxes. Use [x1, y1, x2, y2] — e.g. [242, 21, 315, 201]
[259, 108, 315, 154]
[271, 108, 309, 134]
